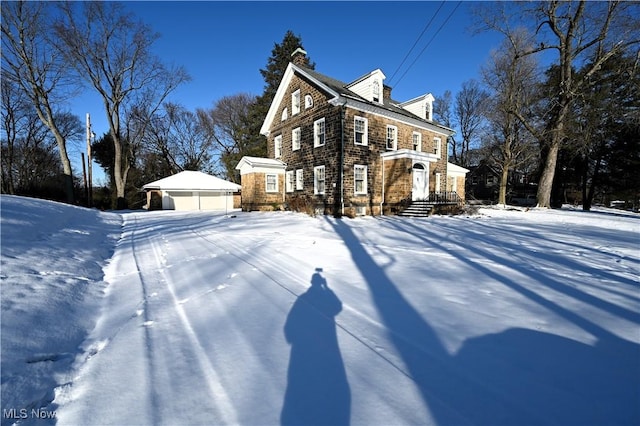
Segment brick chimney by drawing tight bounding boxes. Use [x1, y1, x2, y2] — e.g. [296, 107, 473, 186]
[383, 85, 393, 101]
[291, 48, 308, 67]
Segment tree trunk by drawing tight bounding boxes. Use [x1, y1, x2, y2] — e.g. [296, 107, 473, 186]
[498, 166, 509, 205]
[537, 136, 560, 208]
[53, 132, 75, 204]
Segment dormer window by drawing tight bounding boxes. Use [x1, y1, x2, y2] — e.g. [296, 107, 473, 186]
[292, 90, 300, 115]
[372, 81, 380, 103]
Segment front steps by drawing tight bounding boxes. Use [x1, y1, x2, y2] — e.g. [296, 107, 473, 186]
[398, 200, 433, 217]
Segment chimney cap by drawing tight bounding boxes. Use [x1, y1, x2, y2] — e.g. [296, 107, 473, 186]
[291, 47, 307, 58]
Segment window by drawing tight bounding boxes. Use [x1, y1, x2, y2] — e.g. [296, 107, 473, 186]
[354, 116, 368, 146]
[292, 90, 301, 115]
[314, 165, 325, 195]
[292, 127, 301, 151]
[434, 137, 442, 158]
[314, 118, 325, 147]
[266, 174, 278, 192]
[412, 132, 422, 151]
[386, 125, 397, 150]
[281, 108, 288, 121]
[274, 135, 282, 159]
[435, 173, 441, 193]
[285, 170, 294, 193]
[354, 165, 367, 195]
[451, 176, 458, 193]
[296, 169, 304, 190]
[305, 94, 313, 109]
[486, 175, 495, 185]
[372, 80, 380, 103]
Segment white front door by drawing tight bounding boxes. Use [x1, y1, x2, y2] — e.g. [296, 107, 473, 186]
[412, 164, 428, 201]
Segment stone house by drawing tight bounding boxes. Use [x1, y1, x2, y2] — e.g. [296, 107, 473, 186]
[236, 49, 468, 216]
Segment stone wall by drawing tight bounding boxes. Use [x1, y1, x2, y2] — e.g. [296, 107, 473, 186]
[240, 172, 285, 211]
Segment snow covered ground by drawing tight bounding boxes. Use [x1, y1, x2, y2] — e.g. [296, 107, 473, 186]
[1, 194, 639, 425]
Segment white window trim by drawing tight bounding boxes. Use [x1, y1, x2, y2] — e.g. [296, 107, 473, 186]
[285, 170, 294, 193]
[296, 169, 304, 190]
[266, 173, 279, 193]
[274, 134, 282, 159]
[314, 165, 325, 195]
[435, 172, 441, 193]
[386, 125, 397, 151]
[281, 108, 288, 121]
[292, 90, 301, 115]
[412, 131, 422, 152]
[292, 127, 301, 151]
[305, 94, 313, 109]
[354, 164, 367, 195]
[314, 118, 326, 148]
[434, 137, 442, 158]
[354, 116, 368, 146]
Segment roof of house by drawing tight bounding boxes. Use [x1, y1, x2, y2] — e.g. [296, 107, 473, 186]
[260, 62, 454, 137]
[142, 171, 241, 192]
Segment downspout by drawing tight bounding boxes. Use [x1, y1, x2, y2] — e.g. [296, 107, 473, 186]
[381, 156, 385, 216]
[340, 102, 346, 216]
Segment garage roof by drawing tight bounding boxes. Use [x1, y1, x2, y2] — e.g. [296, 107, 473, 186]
[142, 171, 241, 192]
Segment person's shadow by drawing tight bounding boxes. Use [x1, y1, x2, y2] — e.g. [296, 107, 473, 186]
[281, 268, 351, 426]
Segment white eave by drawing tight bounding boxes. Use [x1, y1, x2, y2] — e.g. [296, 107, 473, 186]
[380, 149, 440, 163]
[235, 156, 287, 175]
[447, 162, 470, 174]
[260, 63, 341, 137]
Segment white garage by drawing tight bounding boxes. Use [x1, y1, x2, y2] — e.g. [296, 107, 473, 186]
[143, 171, 241, 212]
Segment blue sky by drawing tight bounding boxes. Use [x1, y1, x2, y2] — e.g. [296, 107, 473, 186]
[72, 1, 507, 183]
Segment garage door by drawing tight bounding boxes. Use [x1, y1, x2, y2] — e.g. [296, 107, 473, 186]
[199, 191, 229, 210]
[166, 191, 195, 211]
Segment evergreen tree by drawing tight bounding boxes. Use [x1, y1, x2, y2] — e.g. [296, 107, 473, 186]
[235, 30, 314, 162]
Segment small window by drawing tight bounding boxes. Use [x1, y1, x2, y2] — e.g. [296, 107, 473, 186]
[305, 94, 313, 109]
[412, 132, 422, 151]
[314, 118, 325, 147]
[292, 127, 301, 151]
[274, 135, 282, 159]
[266, 174, 278, 193]
[314, 165, 325, 195]
[386, 125, 397, 150]
[296, 169, 304, 190]
[372, 80, 380, 103]
[281, 108, 288, 121]
[434, 137, 442, 157]
[354, 165, 367, 195]
[486, 175, 495, 185]
[292, 90, 301, 115]
[285, 170, 294, 193]
[354, 116, 368, 146]
[435, 173, 441, 193]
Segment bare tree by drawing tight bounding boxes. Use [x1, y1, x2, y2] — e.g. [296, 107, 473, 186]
[453, 80, 490, 168]
[144, 103, 216, 174]
[434, 90, 457, 162]
[53, 1, 190, 209]
[481, 30, 540, 205]
[1, 1, 79, 203]
[197, 93, 256, 182]
[477, 0, 640, 207]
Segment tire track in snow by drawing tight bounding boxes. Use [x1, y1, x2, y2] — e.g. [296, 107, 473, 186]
[130, 213, 240, 425]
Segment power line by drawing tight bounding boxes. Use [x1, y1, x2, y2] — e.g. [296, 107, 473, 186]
[393, 1, 462, 90]
[388, 1, 446, 85]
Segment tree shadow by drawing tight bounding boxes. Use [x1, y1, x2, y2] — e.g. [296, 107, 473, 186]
[328, 218, 640, 425]
[281, 268, 351, 426]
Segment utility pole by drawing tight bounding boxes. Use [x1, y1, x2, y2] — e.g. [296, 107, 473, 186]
[86, 113, 93, 208]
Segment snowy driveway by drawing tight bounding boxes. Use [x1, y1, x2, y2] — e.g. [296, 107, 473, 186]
[3, 197, 638, 425]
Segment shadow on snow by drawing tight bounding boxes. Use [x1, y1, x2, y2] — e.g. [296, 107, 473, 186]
[281, 268, 351, 426]
[328, 218, 639, 426]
